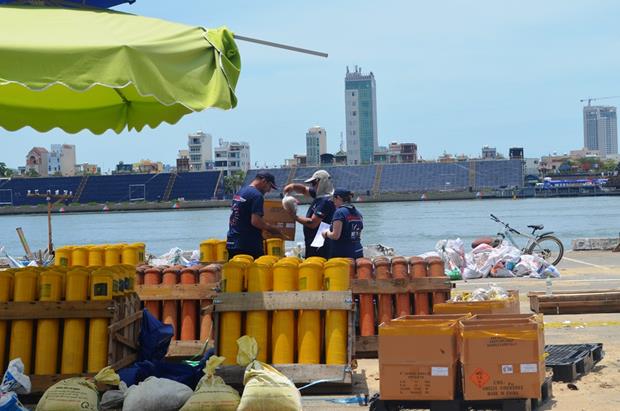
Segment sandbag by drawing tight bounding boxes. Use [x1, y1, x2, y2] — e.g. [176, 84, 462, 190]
[36, 378, 98, 411]
[122, 377, 192, 411]
[180, 356, 240, 411]
[236, 336, 302, 411]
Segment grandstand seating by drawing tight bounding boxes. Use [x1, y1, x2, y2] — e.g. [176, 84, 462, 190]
[0, 176, 82, 205]
[79, 173, 171, 203]
[168, 171, 220, 201]
[293, 166, 376, 194]
[0, 161, 524, 207]
[474, 160, 523, 189]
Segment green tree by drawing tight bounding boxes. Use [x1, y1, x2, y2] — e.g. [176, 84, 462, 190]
[602, 159, 617, 172]
[25, 168, 40, 178]
[223, 170, 246, 195]
[0, 162, 13, 177]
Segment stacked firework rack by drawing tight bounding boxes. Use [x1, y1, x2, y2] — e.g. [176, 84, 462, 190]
[135, 264, 221, 358]
[351, 256, 453, 358]
[0, 267, 141, 395]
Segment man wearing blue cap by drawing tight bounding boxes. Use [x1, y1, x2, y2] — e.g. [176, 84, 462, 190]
[227, 171, 282, 259]
[322, 189, 364, 259]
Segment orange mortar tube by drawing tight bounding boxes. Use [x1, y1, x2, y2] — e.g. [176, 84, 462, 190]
[143, 267, 161, 319]
[355, 258, 375, 336]
[180, 266, 199, 341]
[373, 258, 393, 325]
[199, 264, 220, 341]
[391, 256, 411, 318]
[135, 265, 146, 286]
[162, 266, 180, 339]
[409, 257, 430, 315]
[426, 256, 449, 308]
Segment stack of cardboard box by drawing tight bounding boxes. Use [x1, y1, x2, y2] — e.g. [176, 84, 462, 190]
[378, 314, 470, 400]
[378, 313, 545, 402]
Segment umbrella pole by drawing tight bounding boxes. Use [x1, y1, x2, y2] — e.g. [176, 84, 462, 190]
[233, 34, 328, 58]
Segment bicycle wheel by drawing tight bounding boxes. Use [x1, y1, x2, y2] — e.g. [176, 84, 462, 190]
[527, 236, 564, 266]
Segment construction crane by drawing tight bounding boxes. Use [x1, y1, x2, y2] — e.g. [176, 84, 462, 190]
[580, 96, 620, 106]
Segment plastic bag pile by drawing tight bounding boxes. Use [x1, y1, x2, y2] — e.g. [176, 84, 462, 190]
[450, 285, 510, 302]
[435, 238, 560, 280]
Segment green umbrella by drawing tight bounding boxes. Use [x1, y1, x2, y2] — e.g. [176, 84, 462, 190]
[0, 6, 240, 134]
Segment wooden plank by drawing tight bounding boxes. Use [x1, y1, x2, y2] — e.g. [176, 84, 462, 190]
[109, 353, 138, 371]
[355, 335, 378, 358]
[29, 374, 95, 394]
[0, 300, 113, 320]
[536, 301, 620, 314]
[351, 277, 452, 294]
[113, 333, 138, 350]
[536, 293, 620, 302]
[214, 291, 353, 312]
[137, 283, 218, 301]
[216, 364, 352, 385]
[528, 289, 620, 296]
[167, 340, 213, 358]
[108, 310, 143, 334]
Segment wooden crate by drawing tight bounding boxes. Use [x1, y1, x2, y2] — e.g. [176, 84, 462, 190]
[351, 277, 453, 358]
[136, 282, 219, 358]
[528, 289, 620, 314]
[0, 292, 142, 394]
[211, 290, 355, 388]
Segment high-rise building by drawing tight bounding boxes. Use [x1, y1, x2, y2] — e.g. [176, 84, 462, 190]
[187, 131, 213, 171]
[345, 66, 378, 165]
[583, 105, 618, 155]
[214, 139, 251, 175]
[306, 126, 327, 166]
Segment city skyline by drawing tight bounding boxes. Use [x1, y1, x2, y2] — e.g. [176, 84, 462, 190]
[1, 1, 620, 170]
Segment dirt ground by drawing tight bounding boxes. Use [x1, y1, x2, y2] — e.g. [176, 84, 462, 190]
[303, 250, 620, 410]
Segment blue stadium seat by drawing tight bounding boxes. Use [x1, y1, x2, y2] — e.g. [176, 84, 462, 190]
[0, 176, 82, 206]
[169, 172, 220, 201]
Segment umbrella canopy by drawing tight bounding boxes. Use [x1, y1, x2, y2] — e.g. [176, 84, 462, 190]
[0, 0, 134, 8]
[0, 6, 240, 134]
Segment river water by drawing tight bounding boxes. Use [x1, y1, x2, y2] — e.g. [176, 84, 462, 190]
[0, 197, 618, 258]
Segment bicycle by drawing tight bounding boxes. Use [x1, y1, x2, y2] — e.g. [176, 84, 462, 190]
[490, 214, 564, 266]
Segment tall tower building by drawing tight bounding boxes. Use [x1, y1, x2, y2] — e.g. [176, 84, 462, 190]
[583, 105, 618, 155]
[306, 126, 327, 166]
[345, 66, 378, 165]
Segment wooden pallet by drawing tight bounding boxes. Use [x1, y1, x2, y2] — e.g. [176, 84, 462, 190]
[351, 277, 453, 358]
[370, 375, 553, 411]
[211, 290, 355, 390]
[0, 292, 142, 394]
[528, 289, 620, 314]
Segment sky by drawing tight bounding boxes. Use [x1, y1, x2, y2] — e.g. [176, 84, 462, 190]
[2, 0, 620, 171]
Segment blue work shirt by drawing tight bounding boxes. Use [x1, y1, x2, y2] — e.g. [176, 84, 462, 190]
[304, 188, 335, 258]
[226, 186, 265, 257]
[331, 204, 364, 259]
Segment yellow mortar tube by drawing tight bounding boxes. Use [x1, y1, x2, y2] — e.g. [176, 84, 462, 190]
[0, 270, 14, 369]
[88, 269, 114, 373]
[218, 261, 245, 365]
[60, 268, 90, 374]
[324, 259, 350, 365]
[9, 269, 38, 373]
[272, 260, 298, 364]
[298, 260, 324, 364]
[35, 270, 63, 375]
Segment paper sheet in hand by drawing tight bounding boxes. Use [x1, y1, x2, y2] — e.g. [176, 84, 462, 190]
[310, 222, 331, 248]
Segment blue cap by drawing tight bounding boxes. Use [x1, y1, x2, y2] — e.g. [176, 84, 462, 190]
[255, 171, 278, 189]
[333, 189, 352, 198]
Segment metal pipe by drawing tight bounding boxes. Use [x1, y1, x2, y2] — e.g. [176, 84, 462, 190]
[234, 34, 328, 58]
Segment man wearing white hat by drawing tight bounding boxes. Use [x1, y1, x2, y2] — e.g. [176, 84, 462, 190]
[283, 170, 335, 258]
